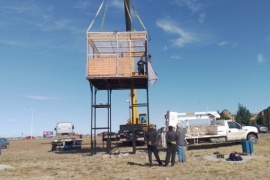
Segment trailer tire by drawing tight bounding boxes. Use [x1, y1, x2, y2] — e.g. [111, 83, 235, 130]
[51, 144, 56, 151]
[247, 134, 257, 144]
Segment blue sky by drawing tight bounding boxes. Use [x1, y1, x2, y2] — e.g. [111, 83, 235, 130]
[1, 0, 269, 137]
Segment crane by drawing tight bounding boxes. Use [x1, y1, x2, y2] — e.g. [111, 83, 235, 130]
[116, 0, 150, 149]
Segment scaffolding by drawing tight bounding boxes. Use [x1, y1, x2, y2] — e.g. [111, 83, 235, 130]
[86, 31, 150, 154]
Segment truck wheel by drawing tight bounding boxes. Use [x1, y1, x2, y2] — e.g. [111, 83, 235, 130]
[247, 134, 257, 144]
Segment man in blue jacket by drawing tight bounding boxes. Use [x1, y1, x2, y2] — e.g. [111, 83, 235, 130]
[176, 122, 186, 163]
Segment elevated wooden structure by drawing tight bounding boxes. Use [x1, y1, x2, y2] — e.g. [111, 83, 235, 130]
[86, 31, 148, 90]
[86, 31, 150, 154]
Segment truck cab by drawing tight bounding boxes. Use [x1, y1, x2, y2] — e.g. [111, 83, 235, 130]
[225, 120, 258, 143]
[55, 122, 74, 136]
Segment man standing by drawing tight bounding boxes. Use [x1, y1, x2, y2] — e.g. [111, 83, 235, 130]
[137, 57, 146, 75]
[176, 122, 186, 163]
[144, 124, 163, 167]
[164, 126, 177, 167]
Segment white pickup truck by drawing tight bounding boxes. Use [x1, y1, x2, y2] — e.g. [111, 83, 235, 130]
[163, 111, 259, 146]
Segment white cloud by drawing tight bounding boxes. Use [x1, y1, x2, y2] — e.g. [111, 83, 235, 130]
[156, 19, 199, 47]
[111, 0, 123, 9]
[218, 41, 229, 46]
[265, 35, 270, 42]
[25, 96, 59, 100]
[174, 0, 202, 13]
[174, 0, 205, 23]
[163, 46, 168, 51]
[198, 13, 205, 23]
[2, 119, 19, 123]
[218, 41, 239, 48]
[74, 1, 92, 10]
[34, 19, 72, 32]
[170, 55, 182, 60]
[257, 53, 264, 64]
[0, 40, 29, 47]
[0, 5, 31, 14]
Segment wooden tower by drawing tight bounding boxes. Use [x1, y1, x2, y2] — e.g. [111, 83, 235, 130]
[86, 31, 150, 154]
[86, 0, 157, 154]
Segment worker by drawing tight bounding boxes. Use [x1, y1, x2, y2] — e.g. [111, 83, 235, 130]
[164, 126, 177, 167]
[176, 122, 186, 163]
[148, 54, 152, 61]
[137, 57, 146, 75]
[144, 124, 163, 167]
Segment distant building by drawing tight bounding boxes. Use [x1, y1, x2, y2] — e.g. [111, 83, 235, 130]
[258, 106, 270, 128]
[250, 114, 258, 122]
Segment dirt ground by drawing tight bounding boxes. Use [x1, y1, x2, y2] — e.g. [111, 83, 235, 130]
[1, 134, 270, 180]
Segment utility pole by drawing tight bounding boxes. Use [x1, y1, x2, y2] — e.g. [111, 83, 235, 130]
[27, 107, 34, 139]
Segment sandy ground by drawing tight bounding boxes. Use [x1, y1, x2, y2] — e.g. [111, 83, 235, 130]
[1, 134, 270, 180]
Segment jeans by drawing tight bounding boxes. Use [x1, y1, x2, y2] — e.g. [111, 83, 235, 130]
[177, 145, 186, 163]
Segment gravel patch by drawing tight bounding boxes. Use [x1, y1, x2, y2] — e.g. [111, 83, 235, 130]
[202, 154, 261, 163]
[0, 164, 15, 170]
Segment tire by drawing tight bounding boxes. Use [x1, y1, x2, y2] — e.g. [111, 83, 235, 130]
[247, 134, 257, 144]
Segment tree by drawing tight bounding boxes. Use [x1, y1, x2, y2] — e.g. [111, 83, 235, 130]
[235, 103, 251, 125]
[220, 109, 232, 120]
[217, 110, 232, 120]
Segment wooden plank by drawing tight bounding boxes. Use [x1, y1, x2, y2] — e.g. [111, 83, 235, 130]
[88, 59, 116, 76]
[118, 58, 132, 76]
[88, 58, 132, 77]
[87, 32, 147, 41]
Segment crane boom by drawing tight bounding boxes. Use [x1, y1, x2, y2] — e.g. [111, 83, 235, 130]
[124, 0, 139, 125]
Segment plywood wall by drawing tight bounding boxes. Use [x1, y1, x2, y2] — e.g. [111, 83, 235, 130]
[88, 58, 132, 77]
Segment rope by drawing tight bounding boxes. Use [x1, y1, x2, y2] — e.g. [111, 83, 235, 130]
[130, 1, 148, 32]
[87, 0, 105, 32]
[87, 0, 150, 39]
[101, 0, 110, 31]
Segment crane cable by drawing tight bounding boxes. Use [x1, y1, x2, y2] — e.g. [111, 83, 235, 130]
[87, 0, 149, 38]
[100, 0, 110, 31]
[87, 0, 105, 32]
[129, 1, 148, 33]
